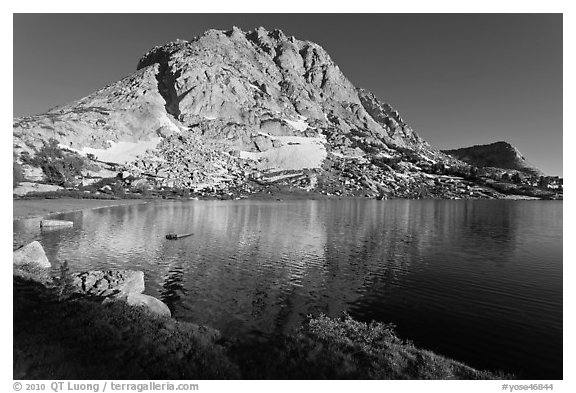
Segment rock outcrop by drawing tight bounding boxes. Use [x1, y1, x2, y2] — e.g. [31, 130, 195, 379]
[69, 270, 171, 316]
[70, 270, 145, 297]
[13, 246, 173, 318]
[442, 141, 544, 177]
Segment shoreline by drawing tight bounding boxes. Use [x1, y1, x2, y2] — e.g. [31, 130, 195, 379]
[13, 198, 150, 221]
[13, 193, 559, 223]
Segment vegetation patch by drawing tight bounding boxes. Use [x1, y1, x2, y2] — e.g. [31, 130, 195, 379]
[228, 313, 510, 379]
[14, 265, 510, 380]
[22, 138, 85, 186]
[13, 275, 240, 379]
[13, 161, 25, 188]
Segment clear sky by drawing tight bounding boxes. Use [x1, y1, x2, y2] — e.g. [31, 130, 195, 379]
[13, 14, 563, 176]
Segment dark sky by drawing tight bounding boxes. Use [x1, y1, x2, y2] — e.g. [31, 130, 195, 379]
[13, 14, 563, 176]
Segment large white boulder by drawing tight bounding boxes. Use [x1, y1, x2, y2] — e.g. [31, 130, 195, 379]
[13, 241, 51, 269]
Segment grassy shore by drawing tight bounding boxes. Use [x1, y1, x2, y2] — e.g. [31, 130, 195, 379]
[13, 268, 509, 380]
[13, 198, 148, 220]
[13, 274, 239, 379]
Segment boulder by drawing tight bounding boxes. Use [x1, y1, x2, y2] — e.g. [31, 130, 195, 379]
[70, 270, 145, 297]
[40, 219, 74, 227]
[22, 164, 44, 182]
[13, 241, 51, 269]
[253, 135, 274, 152]
[132, 178, 148, 188]
[259, 119, 292, 136]
[126, 293, 171, 317]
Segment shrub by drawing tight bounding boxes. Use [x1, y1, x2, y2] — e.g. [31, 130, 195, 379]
[50, 261, 76, 300]
[430, 162, 446, 175]
[30, 138, 85, 186]
[13, 161, 25, 188]
[110, 182, 125, 197]
[230, 313, 509, 379]
[139, 187, 150, 197]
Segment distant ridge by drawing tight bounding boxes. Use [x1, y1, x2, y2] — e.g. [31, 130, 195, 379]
[442, 141, 544, 177]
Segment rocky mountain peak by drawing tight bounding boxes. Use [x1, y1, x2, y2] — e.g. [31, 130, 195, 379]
[17, 27, 555, 200]
[136, 26, 359, 126]
[489, 141, 525, 159]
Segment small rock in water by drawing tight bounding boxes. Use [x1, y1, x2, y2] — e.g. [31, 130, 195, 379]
[40, 220, 74, 228]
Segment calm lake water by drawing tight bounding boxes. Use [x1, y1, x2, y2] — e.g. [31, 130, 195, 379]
[14, 199, 563, 379]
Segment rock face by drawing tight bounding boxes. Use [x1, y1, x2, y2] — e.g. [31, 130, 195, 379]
[442, 141, 544, 177]
[13, 241, 51, 269]
[13, 26, 547, 199]
[70, 270, 145, 297]
[126, 293, 171, 317]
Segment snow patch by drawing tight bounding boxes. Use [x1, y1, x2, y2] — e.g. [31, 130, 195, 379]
[161, 112, 182, 133]
[80, 138, 162, 164]
[263, 173, 303, 183]
[284, 117, 308, 132]
[13, 182, 64, 196]
[240, 135, 327, 171]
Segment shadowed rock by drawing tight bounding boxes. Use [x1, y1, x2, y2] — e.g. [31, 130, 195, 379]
[126, 293, 171, 317]
[70, 270, 145, 297]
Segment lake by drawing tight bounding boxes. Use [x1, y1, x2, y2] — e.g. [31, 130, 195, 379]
[13, 199, 563, 379]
